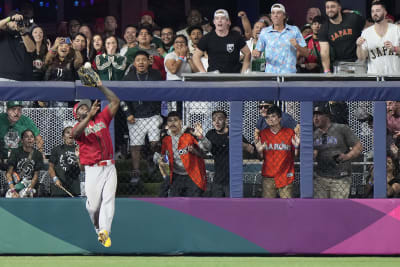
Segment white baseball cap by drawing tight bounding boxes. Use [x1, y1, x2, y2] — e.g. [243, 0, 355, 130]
[214, 9, 229, 19]
[271, 3, 286, 13]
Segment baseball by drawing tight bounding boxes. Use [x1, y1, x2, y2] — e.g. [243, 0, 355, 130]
[84, 62, 91, 69]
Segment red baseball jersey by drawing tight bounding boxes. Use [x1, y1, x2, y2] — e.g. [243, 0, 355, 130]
[260, 127, 295, 188]
[73, 106, 114, 165]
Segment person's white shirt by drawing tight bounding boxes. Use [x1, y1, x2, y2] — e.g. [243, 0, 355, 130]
[361, 23, 400, 75]
[164, 52, 193, 80]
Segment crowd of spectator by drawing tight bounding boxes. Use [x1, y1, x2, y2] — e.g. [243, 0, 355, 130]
[0, 0, 399, 198]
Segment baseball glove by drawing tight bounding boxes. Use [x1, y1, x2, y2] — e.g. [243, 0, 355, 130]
[77, 64, 101, 87]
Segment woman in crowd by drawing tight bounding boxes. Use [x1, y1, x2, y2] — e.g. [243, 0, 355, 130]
[72, 32, 88, 62]
[95, 35, 127, 80]
[164, 35, 197, 80]
[31, 26, 49, 81]
[44, 36, 83, 81]
[88, 34, 104, 69]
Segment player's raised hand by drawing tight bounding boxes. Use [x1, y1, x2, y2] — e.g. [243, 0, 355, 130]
[89, 100, 100, 118]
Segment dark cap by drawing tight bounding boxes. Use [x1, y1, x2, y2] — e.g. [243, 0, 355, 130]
[259, 101, 274, 106]
[7, 101, 23, 109]
[313, 104, 330, 115]
[73, 99, 92, 119]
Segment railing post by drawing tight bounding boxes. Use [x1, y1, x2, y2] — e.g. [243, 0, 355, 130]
[300, 101, 314, 198]
[229, 101, 244, 198]
[373, 101, 387, 198]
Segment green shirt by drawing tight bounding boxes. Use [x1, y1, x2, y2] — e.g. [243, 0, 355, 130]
[95, 53, 127, 81]
[0, 113, 40, 158]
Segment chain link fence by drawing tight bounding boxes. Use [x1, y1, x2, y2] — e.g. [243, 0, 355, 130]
[0, 100, 380, 198]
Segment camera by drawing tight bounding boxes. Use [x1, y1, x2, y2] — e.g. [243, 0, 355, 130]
[16, 17, 34, 28]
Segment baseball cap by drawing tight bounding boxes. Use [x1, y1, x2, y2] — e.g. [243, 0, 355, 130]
[259, 101, 274, 106]
[73, 99, 92, 119]
[140, 10, 155, 20]
[7, 101, 23, 109]
[214, 9, 229, 19]
[313, 104, 330, 115]
[271, 3, 286, 13]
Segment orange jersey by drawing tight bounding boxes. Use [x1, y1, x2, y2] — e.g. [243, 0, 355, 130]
[260, 127, 295, 188]
[161, 133, 206, 190]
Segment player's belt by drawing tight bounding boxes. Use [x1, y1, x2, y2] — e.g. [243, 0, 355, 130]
[91, 159, 115, 167]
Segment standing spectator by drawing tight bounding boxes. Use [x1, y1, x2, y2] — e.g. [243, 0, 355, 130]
[68, 19, 80, 37]
[302, 16, 323, 73]
[0, 101, 44, 160]
[161, 111, 207, 197]
[88, 34, 104, 69]
[356, 1, 400, 75]
[177, 9, 204, 39]
[187, 26, 208, 71]
[5, 129, 44, 198]
[386, 155, 400, 198]
[44, 37, 83, 81]
[104, 15, 124, 49]
[319, 0, 364, 73]
[313, 104, 363, 199]
[255, 106, 299, 198]
[31, 26, 48, 81]
[95, 35, 127, 81]
[254, 101, 297, 143]
[123, 50, 162, 183]
[49, 126, 81, 197]
[192, 110, 254, 197]
[72, 32, 88, 62]
[246, 20, 267, 72]
[0, 10, 35, 81]
[158, 27, 175, 57]
[306, 7, 322, 24]
[252, 4, 308, 74]
[387, 101, 400, 139]
[79, 24, 93, 58]
[120, 25, 138, 64]
[164, 35, 197, 80]
[193, 9, 250, 73]
[125, 26, 165, 79]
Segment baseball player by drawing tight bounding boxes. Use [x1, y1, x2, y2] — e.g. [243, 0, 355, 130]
[72, 77, 120, 248]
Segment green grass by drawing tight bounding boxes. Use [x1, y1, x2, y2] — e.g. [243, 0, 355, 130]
[0, 256, 399, 267]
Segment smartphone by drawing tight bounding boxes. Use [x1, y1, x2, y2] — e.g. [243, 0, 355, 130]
[64, 37, 71, 44]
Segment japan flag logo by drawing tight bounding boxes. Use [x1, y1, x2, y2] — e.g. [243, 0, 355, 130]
[226, 43, 234, 53]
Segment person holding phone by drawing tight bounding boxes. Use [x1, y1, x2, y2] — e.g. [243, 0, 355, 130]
[44, 36, 83, 82]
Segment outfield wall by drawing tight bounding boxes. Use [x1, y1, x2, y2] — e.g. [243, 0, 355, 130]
[0, 79, 399, 254]
[1, 198, 400, 255]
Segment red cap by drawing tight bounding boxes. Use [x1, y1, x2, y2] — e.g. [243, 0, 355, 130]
[73, 99, 92, 119]
[140, 10, 155, 20]
[386, 14, 395, 22]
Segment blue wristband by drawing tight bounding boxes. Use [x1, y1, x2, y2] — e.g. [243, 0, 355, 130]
[8, 181, 14, 185]
[53, 176, 59, 183]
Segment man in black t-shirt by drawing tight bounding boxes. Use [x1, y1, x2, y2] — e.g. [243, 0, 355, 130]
[193, 9, 250, 73]
[49, 126, 81, 197]
[0, 10, 35, 81]
[194, 110, 254, 197]
[319, 0, 364, 73]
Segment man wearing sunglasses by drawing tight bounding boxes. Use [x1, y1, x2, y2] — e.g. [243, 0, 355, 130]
[313, 104, 362, 199]
[254, 101, 297, 143]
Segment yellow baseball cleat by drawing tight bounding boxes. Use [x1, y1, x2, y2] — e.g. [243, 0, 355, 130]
[98, 230, 112, 248]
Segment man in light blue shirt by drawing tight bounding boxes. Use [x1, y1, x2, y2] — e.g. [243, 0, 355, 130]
[252, 3, 308, 73]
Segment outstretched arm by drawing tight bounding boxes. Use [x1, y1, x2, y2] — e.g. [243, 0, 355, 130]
[96, 81, 120, 118]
